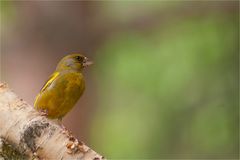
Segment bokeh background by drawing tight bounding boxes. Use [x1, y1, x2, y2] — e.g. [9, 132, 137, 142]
[0, 1, 239, 159]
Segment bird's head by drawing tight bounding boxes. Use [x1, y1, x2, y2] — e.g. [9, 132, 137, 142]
[56, 53, 93, 72]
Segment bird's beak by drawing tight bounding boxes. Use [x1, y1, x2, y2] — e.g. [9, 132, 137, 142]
[83, 57, 93, 67]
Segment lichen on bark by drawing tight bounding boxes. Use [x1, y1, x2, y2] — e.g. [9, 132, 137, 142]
[0, 138, 28, 160]
[20, 121, 49, 153]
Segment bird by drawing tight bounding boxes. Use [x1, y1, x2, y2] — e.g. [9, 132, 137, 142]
[34, 53, 92, 120]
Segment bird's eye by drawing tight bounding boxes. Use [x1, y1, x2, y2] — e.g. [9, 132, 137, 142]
[75, 56, 82, 61]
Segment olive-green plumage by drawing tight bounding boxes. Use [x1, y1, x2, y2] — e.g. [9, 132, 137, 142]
[34, 54, 92, 119]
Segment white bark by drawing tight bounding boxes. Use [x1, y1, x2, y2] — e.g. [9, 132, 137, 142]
[0, 82, 104, 160]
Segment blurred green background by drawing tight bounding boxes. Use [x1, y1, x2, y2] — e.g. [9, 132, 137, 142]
[0, 1, 239, 159]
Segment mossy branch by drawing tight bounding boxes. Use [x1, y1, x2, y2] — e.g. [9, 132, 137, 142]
[0, 82, 104, 160]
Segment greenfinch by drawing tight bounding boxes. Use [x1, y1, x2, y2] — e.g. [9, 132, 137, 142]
[34, 54, 92, 119]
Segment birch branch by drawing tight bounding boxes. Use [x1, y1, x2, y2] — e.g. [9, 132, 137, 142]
[0, 82, 104, 160]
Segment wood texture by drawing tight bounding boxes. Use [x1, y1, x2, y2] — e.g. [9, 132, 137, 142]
[0, 82, 104, 160]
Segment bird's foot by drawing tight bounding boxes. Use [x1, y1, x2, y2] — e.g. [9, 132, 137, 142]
[57, 119, 69, 134]
[39, 109, 48, 117]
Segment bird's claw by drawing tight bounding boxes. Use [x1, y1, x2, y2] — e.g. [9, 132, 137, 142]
[39, 109, 48, 117]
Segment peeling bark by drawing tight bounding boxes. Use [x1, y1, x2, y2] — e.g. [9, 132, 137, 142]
[0, 82, 105, 160]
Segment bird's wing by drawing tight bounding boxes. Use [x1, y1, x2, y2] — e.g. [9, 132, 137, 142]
[40, 71, 60, 92]
[34, 72, 60, 108]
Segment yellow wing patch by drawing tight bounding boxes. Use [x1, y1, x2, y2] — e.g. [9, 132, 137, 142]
[34, 72, 60, 108]
[40, 72, 60, 92]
